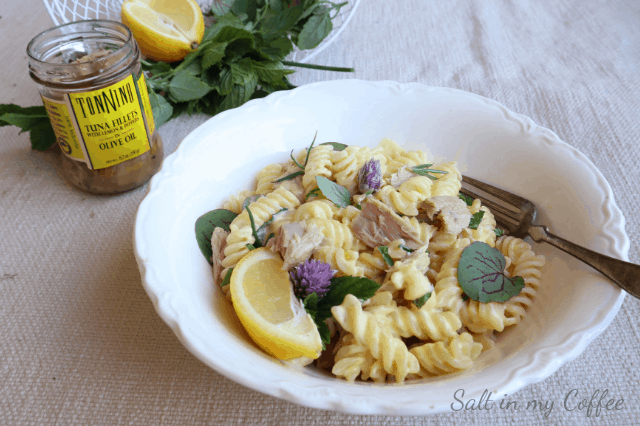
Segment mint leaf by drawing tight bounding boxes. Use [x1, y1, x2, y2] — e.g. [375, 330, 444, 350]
[195, 209, 239, 264]
[469, 211, 485, 229]
[256, 37, 294, 61]
[201, 42, 228, 71]
[494, 228, 505, 237]
[303, 292, 319, 315]
[28, 119, 57, 151]
[169, 70, 212, 102]
[296, 7, 332, 50]
[316, 276, 380, 319]
[316, 176, 350, 208]
[316, 318, 331, 349]
[457, 241, 525, 303]
[413, 292, 431, 308]
[0, 109, 49, 130]
[258, 4, 304, 40]
[147, 88, 173, 129]
[319, 142, 347, 151]
[252, 60, 294, 87]
[458, 192, 473, 206]
[378, 246, 394, 267]
[209, 0, 236, 16]
[231, 0, 259, 21]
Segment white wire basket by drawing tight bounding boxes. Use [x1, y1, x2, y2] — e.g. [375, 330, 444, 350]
[41, 0, 360, 63]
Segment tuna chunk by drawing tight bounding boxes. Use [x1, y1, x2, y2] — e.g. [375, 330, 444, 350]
[272, 221, 325, 271]
[421, 196, 471, 235]
[211, 227, 230, 286]
[351, 198, 424, 250]
[389, 166, 416, 188]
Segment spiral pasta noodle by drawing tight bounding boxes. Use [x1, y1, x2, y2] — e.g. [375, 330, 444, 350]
[212, 137, 545, 384]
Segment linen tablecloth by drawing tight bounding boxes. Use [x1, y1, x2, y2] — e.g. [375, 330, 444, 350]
[1, 0, 639, 424]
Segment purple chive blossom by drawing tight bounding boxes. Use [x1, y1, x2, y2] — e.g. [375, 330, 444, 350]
[290, 259, 335, 299]
[358, 159, 383, 193]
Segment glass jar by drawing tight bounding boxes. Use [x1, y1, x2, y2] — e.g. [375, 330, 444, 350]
[27, 20, 164, 194]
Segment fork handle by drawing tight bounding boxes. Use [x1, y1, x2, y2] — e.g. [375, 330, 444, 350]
[529, 225, 640, 299]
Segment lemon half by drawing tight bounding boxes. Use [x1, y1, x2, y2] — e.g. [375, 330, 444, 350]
[121, 0, 205, 62]
[230, 248, 322, 360]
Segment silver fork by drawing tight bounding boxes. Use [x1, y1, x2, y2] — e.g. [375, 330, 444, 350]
[460, 175, 640, 300]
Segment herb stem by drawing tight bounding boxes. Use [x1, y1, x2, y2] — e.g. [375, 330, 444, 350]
[281, 61, 355, 73]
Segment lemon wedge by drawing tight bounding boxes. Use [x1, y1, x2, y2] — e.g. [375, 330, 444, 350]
[121, 0, 205, 62]
[230, 248, 323, 360]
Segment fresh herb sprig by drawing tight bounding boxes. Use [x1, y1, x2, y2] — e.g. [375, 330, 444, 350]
[144, 2, 354, 129]
[410, 164, 448, 180]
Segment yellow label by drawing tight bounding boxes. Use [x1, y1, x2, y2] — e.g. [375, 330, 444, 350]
[137, 73, 155, 135]
[67, 74, 150, 170]
[41, 96, 85, 162]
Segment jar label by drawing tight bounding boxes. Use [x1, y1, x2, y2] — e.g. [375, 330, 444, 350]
[65, 73, 153, 170]
[41, 96, 86, 162]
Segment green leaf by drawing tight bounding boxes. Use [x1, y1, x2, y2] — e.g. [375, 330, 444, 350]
[494, 228, 505, 237]
[252, 60, 294, 87]
[245, 206, 263, 248]
[274, 170, 304, 182]
[254, 207, 287, 246]
[399, 245, 414, 253]
[316, 318, 331, 349]
[316, 176, 351, 208]
[231, 0, 259, 21]
[256, 37, 294, 61]
[457, 241, 525, 303]
[0, 109, 49, 130]
[28, 119, 57, 151]
[147, 88, 173, 129]
[221, 268, 233, 287]
[169, 70, 212, 102]
[141, 59, 172, 76]
[209, 0, 236, 16]
[378, 246, 394, 267]
[246, 243, 256, 250]
[258, 4, 304, 40]
[218, 67, 234, 96]
[182, 60, 202, 76]
[296, 7, 332, 50]
[195, 209, 239, 264]
[201, 42, 228, 71]
[303, 291, 319, 314]
[217, 82, 257, 113]
[316, 276, 380, 319]
[319, 142, 347, 151]
[469, 211, 485, 229]
[413, 292, 431, 308]
[458, 192, 474, 206]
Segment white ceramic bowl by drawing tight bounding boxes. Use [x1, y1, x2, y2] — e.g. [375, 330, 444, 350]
[133, 80, 628, 415]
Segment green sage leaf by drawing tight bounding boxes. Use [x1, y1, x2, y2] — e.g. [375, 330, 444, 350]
[316, 176, 350, 208]
[195, 209, 239, 264]
[457, 241, 525, 303]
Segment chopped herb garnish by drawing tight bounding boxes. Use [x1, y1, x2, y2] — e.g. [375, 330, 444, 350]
[245, 206, 263, 248]
[195, 209, 239, 264]
[378, 246, 394, 267]
[246, 243, 256, 250]
[410, 164, 448, 180]
[221, 268, 233, 287]
[319, 142, 348, 151]
[494, 228, 505, 237]
[273, 170, 304, 183]
[413, 292, 431, 308]
[305, 188, 322, 200]
[399, 245, 414, 253]
[469, 211, 485, 229]
[458, 192, 474, 206]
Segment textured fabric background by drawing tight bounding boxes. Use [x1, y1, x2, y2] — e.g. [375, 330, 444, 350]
[1, 0, 639, 424]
